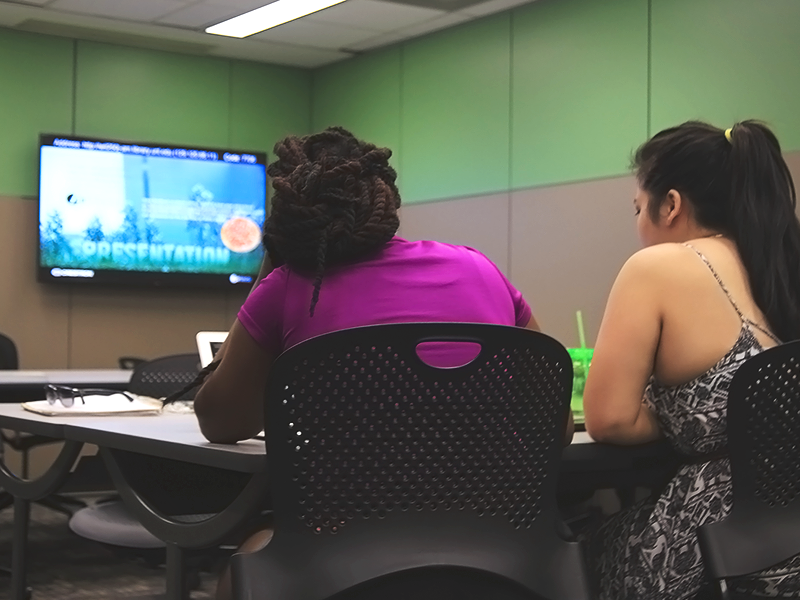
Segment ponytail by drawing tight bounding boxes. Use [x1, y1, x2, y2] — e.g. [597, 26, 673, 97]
[727, 121, 800, 341]
[634, 120, 800, 341]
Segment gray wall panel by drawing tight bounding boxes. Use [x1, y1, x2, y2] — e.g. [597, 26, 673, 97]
[399, 192, 511, 274]
[510, 176, 640, 349]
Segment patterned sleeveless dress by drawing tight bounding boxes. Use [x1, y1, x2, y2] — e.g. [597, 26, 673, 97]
[588, 246, 800, 600]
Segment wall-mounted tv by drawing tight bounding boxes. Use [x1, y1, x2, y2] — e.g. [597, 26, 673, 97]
[38, 133, 267, 288]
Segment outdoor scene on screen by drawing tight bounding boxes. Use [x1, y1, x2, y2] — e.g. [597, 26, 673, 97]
[39, 144, 266, 276]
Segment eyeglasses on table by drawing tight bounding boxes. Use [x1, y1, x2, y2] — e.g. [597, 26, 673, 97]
[44, 384, 135, 408]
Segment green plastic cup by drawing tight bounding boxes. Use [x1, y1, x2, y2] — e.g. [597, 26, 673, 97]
[567, 347, 594, 424]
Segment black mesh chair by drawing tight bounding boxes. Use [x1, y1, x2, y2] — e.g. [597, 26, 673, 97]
[127, 353, 202, 401]
[0, 333, 18, 371]
[698, 340, 800, 600]
[233, 323, 590, 600]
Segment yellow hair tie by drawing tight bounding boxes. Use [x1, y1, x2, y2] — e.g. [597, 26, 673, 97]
[724, 128, 733, 143]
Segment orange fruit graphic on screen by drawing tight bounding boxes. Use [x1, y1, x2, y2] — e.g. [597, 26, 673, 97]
[220, 217, 261, 253]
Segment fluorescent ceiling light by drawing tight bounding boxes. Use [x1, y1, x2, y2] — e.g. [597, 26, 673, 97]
[206, 0, 348, 38]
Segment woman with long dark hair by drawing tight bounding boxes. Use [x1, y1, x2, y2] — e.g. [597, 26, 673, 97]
[584, 120, 800, 598]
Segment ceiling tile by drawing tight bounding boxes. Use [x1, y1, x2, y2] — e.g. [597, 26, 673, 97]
[208, 37, 354, 68]
[458, 0, 536, 17]
[4, 0, 54, 6]
[47, 0, 190, 22]
[305, 0, 444, 33]
[204, 0, 277, 10]
[343, 29, 408, 52]
[382, 0, 483, 9]
[157, 3, 240, 28]
[250, 18, 379, 50]
[390, 11, 470, 38]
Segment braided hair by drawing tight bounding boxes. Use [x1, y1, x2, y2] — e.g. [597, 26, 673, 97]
[265, 127, 401, 316]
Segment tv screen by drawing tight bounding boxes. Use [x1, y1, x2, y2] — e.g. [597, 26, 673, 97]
[38, 133, 267, 288]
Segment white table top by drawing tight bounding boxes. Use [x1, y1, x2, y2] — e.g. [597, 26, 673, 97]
[0, 369, 132, 386]
[0, 403, 265, 473]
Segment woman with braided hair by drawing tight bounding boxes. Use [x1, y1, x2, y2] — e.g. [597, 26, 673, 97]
[192, 127, 537, 445]
[191, 127, 537, 600]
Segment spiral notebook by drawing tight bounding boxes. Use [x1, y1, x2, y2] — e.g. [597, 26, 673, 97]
[22, 394, 162, 417]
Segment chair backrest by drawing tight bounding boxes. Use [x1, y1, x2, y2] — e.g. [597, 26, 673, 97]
[235, 323, 589, 600]
[0, 333, 19, 370]
[127, 353, 201, 400]
[698, 340, 800, 580]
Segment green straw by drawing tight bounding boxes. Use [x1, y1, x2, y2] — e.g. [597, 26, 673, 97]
[576, 310, 587, 349]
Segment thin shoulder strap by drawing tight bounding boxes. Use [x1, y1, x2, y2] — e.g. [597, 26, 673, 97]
[683, 243, 782, 344]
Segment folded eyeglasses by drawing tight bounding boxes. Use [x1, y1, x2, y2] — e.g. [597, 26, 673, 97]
[44, 384, 135, 408]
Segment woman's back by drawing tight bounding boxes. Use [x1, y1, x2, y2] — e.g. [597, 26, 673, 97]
[240, 237, 530, 359]
[645, 236, 778, 388]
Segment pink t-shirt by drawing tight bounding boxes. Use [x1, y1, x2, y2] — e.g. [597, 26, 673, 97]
[238, 237, 531, 363]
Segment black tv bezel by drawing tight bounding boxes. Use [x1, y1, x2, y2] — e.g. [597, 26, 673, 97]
[37, 133, 268, 290]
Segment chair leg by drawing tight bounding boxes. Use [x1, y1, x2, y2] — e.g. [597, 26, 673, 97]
[11, 497, 30, 600]
[165, 542, 190, 600]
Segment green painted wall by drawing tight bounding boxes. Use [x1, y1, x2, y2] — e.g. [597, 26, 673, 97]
[0, 30, 74, 198]
[0, 29, 312, 199]
[650, 0, 800, 151]
[3, 0, 800, 203]
[511, 0, 647, 188]
[402, 14, 511, 202]
[311, 0, 800, 204]
[312, 46, 402, 188]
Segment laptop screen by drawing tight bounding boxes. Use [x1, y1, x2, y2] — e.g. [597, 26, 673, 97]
[196, 331, 228, 367]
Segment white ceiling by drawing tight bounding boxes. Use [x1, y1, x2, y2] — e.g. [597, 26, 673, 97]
[0, 0, 537, 68]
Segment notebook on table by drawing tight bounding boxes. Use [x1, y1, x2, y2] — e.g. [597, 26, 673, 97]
[22, 394, 162, 417]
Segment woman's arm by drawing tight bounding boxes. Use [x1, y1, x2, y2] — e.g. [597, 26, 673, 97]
[583, 249, 665, 445]
[194, 319, 275, 444]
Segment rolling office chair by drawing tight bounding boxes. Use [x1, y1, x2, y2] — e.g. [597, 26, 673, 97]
[233, 323, 591, 600]
[69, 353, 204, 554]
[698, 340, 800, 599]
[0, 333, 17, 511]
[0, 333, 85, 515]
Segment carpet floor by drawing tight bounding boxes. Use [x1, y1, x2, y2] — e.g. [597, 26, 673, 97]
[0, 498, 219, 599]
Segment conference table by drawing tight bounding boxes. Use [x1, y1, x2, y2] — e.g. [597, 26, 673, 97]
[0, 370, 132, 403]
[0, 398, 677, 600]
[0, 405, 268, 600]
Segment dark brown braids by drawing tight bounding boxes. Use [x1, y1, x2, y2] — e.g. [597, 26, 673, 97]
[264, 126, 401, 316]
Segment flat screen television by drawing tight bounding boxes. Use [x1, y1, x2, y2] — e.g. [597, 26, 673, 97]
[38, 133, 267, 288]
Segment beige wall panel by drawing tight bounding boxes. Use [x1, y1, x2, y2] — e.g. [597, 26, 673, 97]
[510, 176, 640, 349]
[225, 289, 250, 326]
[398, 193, 511, 274]
[69, 287, 230, 368]
[0, 197, 70, 368]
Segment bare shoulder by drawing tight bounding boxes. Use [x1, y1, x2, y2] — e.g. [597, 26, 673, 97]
[617, 243, 697, 285]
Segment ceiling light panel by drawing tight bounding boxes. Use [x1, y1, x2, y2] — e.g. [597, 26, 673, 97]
[206, 0, 349, 38]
